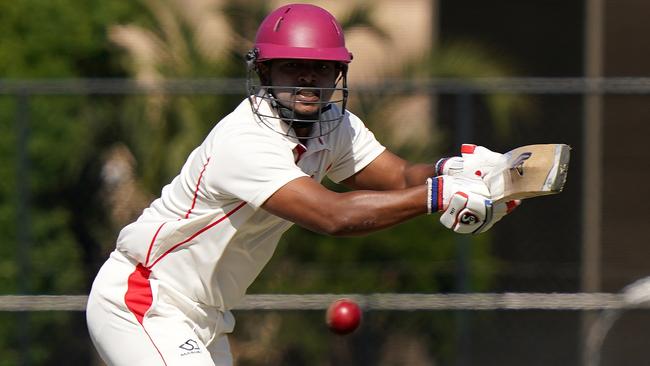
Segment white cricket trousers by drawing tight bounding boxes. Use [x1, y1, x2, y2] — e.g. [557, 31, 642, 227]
[86, 250, 235, 366]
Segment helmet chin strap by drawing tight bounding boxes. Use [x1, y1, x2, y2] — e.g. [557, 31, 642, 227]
[270, 96, 332, 129]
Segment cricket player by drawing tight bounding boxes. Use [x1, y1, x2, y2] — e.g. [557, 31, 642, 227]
[86, 4, 516, 365]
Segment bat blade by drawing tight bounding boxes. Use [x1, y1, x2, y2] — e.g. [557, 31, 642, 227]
[488, 144, 571, 204]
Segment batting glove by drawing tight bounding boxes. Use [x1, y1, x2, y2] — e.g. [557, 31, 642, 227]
[426, 175, 489, 213]
[435, 144, 507, 178]
[427, 175, 520, 234]
[436, 143, 520, 215]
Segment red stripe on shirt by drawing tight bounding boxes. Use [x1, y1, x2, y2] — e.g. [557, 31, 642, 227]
[294, 145, 306, 163]
[147, 201, 247, 268]
[184, 158, 211, 219]
[144, 222, 166, 268]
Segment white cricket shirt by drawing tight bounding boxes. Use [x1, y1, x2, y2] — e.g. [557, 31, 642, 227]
[115, 96, 385, 310]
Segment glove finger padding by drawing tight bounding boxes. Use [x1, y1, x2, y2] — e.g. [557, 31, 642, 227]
[435, 144, 506, 180]
[460, 144, 507, 179]
[441, 175, 490, 208]
[439, 192, 490, 234]
[427, 175, 491, 213]
[435, 156, 464, 176]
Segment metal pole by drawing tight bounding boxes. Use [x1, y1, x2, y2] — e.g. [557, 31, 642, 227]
[455, 92, 473, 366]
[15, 93, 31, 366]
[581, 0, 604, 364]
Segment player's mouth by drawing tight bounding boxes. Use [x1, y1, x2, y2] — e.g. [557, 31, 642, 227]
[295, 88, 321, 103]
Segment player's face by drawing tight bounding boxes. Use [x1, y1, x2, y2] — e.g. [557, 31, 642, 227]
[268, 59, 339, 116]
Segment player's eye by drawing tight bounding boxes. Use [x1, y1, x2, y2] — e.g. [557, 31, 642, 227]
[315, 62, 334, 75]
[283, 62, 299, 70]
[278, 61, 334, 76]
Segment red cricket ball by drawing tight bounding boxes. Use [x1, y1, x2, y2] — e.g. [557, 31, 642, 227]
[326, 298, 362, 335]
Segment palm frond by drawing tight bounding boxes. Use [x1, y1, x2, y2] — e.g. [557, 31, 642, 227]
[339, 3, 390, 41]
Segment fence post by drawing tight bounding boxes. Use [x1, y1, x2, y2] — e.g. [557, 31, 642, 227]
[455, 92, 473, 366]
[15, 93, 32, 366]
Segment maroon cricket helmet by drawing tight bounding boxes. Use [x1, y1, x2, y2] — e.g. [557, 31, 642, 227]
[253, 3, 353, 63]
[246, 4, 352, 139]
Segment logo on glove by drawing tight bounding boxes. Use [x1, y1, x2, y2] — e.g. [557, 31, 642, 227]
[460, 212, 479, 225]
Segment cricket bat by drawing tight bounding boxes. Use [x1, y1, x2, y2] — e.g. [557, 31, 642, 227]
[485, 144, 571, 204]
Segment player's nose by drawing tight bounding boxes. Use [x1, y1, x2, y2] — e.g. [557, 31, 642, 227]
[297, 69, 317, 84]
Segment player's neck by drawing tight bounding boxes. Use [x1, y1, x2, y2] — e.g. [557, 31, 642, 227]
[293, 126, 311, 146]
[294, 126, 311, 138]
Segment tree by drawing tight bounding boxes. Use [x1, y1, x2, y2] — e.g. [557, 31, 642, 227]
[0, 1, 141, 364]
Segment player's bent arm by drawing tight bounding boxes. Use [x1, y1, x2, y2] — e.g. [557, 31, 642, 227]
[342, 150, 435, 191]
[262, 176, 428, 236]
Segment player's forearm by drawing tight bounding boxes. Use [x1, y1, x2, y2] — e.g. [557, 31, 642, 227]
[315, 186, 427, 236]
[262, 176, 429, 237]
[401, 163, 436, 188]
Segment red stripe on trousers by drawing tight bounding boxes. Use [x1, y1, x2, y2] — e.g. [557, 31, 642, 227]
[124, 264, 168, 365]
[124, 264, 153, 325]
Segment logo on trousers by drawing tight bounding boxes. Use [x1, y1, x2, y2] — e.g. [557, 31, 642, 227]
[179, 339, 201, 356]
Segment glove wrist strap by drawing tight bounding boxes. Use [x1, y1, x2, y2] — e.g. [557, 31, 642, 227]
[426, 177, 443, 213]
[426, 178, 433, 214]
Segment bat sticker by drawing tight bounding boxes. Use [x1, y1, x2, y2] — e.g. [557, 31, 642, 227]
[510, 152, 532, 176]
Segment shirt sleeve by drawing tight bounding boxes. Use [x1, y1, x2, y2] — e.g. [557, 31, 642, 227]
[204, 130, 308, 209]
[326, 112, 386, 183]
